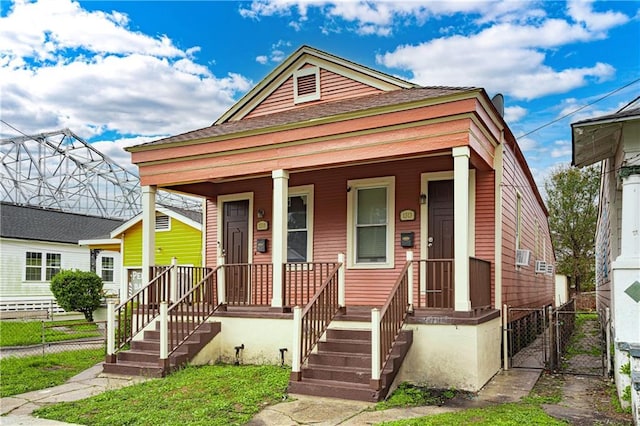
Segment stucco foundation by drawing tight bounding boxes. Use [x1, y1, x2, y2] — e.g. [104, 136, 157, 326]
[191, 316, 294, 366]
[395, 317, 502, 391]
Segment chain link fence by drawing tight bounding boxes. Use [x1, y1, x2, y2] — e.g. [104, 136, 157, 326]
[0, 316, 106, 359]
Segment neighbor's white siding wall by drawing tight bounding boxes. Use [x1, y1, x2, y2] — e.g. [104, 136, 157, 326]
[0, 238, 90, 300]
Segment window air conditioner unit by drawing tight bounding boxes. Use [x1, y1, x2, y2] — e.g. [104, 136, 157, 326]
[546, 264, 554, 275]
[535, 260, 547, 273]
[515, 249, 531, 266]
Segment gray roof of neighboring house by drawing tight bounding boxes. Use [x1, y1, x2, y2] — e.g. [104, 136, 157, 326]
[161, 204, 202, 224]
[133, 86, 477, 148]
[0, 202, 125, 244]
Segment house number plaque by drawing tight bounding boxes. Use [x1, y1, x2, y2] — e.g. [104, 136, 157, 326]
[399, 209, 415, 221]
[256, 220, 269, 231]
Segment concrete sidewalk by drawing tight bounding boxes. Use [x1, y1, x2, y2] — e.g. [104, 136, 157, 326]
[0, 363, 149, 425]
[0, 366, 541, 426]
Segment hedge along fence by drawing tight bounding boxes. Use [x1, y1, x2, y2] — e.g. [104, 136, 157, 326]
[0, 318, 106, 358]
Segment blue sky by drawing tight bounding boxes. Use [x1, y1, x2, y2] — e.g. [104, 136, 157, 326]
[1, 0, 639, 192]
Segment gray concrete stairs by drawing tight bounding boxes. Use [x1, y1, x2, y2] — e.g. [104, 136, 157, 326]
[288, 327, 413, 402]
[103, 320, 221, 377]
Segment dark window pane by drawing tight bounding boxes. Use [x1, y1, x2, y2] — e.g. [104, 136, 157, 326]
[287, 230, 307, 262]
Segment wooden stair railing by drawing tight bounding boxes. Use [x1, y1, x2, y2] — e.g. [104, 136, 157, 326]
[161, 266, 222, 367]
[106, 265, 174, 362]
[290, 254, 344, 381]
[371, 251, 414, 390]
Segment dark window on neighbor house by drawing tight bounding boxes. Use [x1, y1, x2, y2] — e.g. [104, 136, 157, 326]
[101, 256, 114, 282]
[45, 253, 61, 280]
[25, 252, 42, 281]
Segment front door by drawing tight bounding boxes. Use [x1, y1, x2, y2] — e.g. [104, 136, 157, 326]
[223, 200, 249, 303]
[426, 180, 454, 307]
[428, 180, 454, 259]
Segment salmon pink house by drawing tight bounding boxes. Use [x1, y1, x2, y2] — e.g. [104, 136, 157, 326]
[105, 46, 555, 401]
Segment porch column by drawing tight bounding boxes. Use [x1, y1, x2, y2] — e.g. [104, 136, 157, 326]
[612, 172, 640, 404]
[452, 147, 471, 311]
[141, 185, 156, 286]
[271, 169, 289, 308]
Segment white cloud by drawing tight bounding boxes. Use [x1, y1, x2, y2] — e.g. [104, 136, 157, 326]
[504, 105, 528, 123]
[256, 55, 268, 64]
[0, 0, 251, 151]
[550, 140, 572, 158]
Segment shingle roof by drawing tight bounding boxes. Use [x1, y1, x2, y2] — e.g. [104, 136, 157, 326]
[133, 86, 477, 149]
[0, 203, 125, 244]
[161, 205, 202, 224]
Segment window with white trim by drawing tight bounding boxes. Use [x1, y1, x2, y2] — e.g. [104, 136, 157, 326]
[515, 192, 522, 249]
[347, 177, 395, 268]
[101, 256, 115, 282]
[293, 67, 320, 104]
[287, 185, 314, 262]
[25, 251, 61, 281]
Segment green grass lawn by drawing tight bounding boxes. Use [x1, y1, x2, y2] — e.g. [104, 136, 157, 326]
[379, 403, 567, 425]
[0, 320, 102, 347]
[33, 364, 290, 426]
[0, 348, 104, 397]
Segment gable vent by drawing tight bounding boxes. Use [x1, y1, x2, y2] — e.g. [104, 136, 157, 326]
[155, 214, 170, 231]
[294, 67, 320, 104]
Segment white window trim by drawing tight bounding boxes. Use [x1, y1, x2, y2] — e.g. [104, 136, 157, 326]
[288, 185, 314, 264]
[101, 256, 115, 283]
[25, 251, 61, 282]
[515, 190, 523, 250]
[293, 67, 320, 104]
[347, 176, 395, 269]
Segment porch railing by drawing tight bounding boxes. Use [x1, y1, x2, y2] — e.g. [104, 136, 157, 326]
[224, 263, 273, 306]
[371, 252, 413, 388]
[161, 267, 222, 364]
[290, 255, 344, 381]
[109, 264, 174, 355]
[284, 262, 339, 307]
[469, 257, 491, 309]
[415, 259, 454, 309]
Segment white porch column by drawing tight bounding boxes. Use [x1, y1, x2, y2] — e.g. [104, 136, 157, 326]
[453, 147, 471, 311]
[271, 169, 289, 308]
[141, 185, 157, 285]
[612, 173, 640, 408]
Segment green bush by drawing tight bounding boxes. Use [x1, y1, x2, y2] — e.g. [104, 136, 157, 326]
[50, 269, 103, 322]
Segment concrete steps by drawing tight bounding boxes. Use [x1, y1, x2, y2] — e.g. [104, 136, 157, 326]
[103, 321, 221, 377]
[288, 327, 412, 402]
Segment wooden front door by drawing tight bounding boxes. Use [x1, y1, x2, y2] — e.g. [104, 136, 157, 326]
[426, 180, 454, 307]
[223, 200, 249, 303]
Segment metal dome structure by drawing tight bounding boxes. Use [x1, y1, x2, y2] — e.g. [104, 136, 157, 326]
[0, 128, 201, 220]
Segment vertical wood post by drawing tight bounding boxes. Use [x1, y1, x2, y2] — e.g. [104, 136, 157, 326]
[338, 253, 345, 309]
[271, 169, 289, 308]
[291, 306, 302, 381]
[407, 251, 414, 312]
[170, 257, 178, 303]
[159, 301, 168, 367]
[106, 301, 116, 363]
[502, 304, 509, 370]
[370, 308, 381, 389]
[217, 256, 226, 305]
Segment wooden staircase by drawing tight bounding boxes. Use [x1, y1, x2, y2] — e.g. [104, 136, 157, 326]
[103, 320, 221, 377]
[288, 327, 413, 402]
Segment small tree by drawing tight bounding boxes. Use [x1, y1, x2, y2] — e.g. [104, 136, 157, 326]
[544, 164, 600, 293]
[50, 269, 104, 321]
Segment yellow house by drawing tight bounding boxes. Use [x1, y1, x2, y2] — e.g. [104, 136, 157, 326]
[81, 205, 203, 298]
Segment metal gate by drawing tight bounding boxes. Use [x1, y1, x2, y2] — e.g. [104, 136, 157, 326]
[550, 301, 606, 376]
[507, 300, 606, 376]
[507, 306, 550, 369]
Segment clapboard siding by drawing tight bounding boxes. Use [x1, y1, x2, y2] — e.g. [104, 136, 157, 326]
[246, 68, 382, 119]
[0, 238, 90, 298]
[475, 170, 495, 302]
[501, 145, 554, 312]
[595, 158, 614, 312]
[205, 156, 454, 306]
[120, 217, 202, 267]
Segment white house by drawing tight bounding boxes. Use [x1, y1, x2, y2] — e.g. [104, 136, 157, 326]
[572, 99, 640, 423]
[0, 202, 124, 310]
